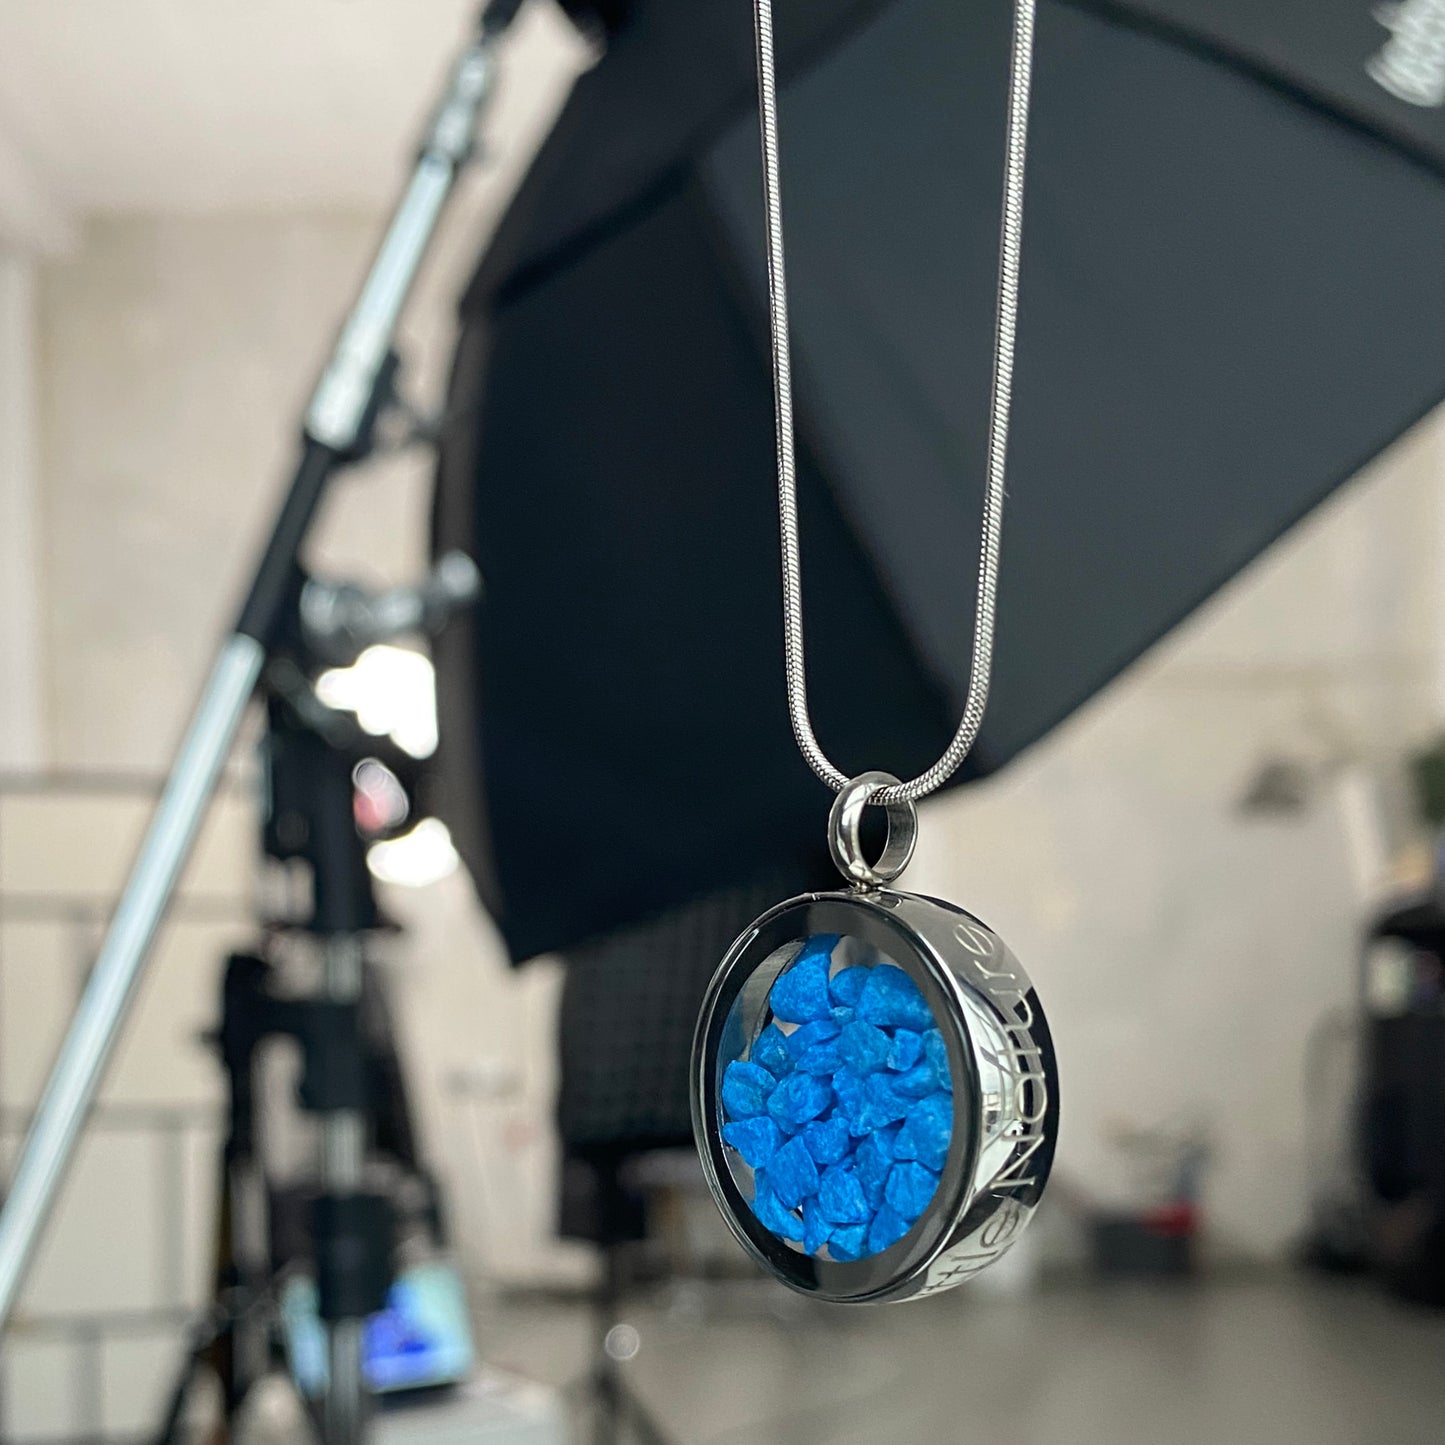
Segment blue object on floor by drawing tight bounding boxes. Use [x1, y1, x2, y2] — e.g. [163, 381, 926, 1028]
[282, 1261, 474, 1399]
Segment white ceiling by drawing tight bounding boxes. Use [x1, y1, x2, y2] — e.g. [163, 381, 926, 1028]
[0, 0, 590, 248]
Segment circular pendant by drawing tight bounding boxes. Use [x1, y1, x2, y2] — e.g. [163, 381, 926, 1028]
[692, 863, 1058, 1302]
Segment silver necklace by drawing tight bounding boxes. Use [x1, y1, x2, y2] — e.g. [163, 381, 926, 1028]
[692, 0, 1059, 1302]
[765, 0, 1036, 808]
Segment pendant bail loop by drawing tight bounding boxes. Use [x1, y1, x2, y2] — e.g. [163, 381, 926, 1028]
[827, 771, 919, 888]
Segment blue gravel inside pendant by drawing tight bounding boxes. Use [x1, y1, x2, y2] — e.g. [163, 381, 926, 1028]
[718, 934, 953, 1260]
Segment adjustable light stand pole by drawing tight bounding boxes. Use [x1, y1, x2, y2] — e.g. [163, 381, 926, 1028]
[0, 0, 522, 1336]
[263, 684, 390, 1445]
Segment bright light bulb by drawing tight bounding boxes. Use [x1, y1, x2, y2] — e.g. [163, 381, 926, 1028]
[316, 645, 439, 758]
[366, 817, 460, 889]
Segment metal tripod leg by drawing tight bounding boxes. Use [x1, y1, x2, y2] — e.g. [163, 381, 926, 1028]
[0, 637, 263, 1323]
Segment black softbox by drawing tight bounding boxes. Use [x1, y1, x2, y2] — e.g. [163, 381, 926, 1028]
[434, 0, 1445, 961]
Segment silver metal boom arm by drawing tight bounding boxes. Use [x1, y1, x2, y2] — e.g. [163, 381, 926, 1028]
[0, 13, 505, 1329]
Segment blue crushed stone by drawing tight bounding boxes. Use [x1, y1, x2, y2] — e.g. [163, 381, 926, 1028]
[924, 1028, 953, 1092]
[769, 1135, 821, 1209]
[892, 1059, 942, 1100]
[721, 1116, 781, 1170]
[817, 1165, 871, 1225]
[888, 1029, 923, 1071]
[873, 1121, 902, 1161]
[769, 938, 839, 1023]
[867, 1203, 912, 1254]
[752, 1024, 791, 1077]
[894, 1093, 953, 1173]
[828, 964, 871, 1007]
[885, 1160, 940, 1222]
[801, 1114, 851, 1167]
[797, 934, 843, 966]
[802, 1197, 832, 1255]
[752, 1175, 805, 1242]
[796, 1040, 844, 1076]
[832, 1068, 866, 1134]
[829, 1223, 868, 1261]
[766, 1072, 832, 1133]
[855, 965, 935, 1031]
[857, 1073, 911, 1133]
[720, 938, 955, 1261]
[784, 1019, 841, 1059]
[721, 1060, 774, 1120]
[837, 1020, 892, 1075]
[854, 1130, 894, 1210]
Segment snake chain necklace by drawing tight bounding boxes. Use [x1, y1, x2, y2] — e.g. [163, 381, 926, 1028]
[692, 0, 1059, 1301]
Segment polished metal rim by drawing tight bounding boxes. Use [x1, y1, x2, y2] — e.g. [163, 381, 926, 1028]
[691, 889, 1058, 1303]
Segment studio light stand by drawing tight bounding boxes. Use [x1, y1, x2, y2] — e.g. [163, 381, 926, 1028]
[151, 595, 474, 1445]
[0, 1, 524, 1438]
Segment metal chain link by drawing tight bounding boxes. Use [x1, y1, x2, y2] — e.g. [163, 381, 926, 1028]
[755, 0, 1038, 806]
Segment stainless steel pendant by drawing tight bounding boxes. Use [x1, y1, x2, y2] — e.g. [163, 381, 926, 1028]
[691, 774, 1059, 1303]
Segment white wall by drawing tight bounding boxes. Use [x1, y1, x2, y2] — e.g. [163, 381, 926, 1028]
[911, 409, 1445, 1255]
[0, 249, 44, 770]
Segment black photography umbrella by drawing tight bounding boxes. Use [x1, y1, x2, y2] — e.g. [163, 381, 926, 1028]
[433, 0, 1445, 962]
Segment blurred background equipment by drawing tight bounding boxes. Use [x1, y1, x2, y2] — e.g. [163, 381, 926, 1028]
[434, 0, 1445, 961]
[0, 4, 538, 1442]
[554, 880, 788, 1444]
[1359, 872, 1445, 1306]
[149, 553, 505, 1445]
[1292, 734, 1445, 1303]
[1088, 1120, 1210, 1278]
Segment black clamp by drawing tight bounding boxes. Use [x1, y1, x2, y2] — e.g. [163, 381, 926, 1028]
[313, 1192, 395, 1322]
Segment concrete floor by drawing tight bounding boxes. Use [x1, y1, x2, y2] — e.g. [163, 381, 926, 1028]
[473, 1273, 1445, 1445]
